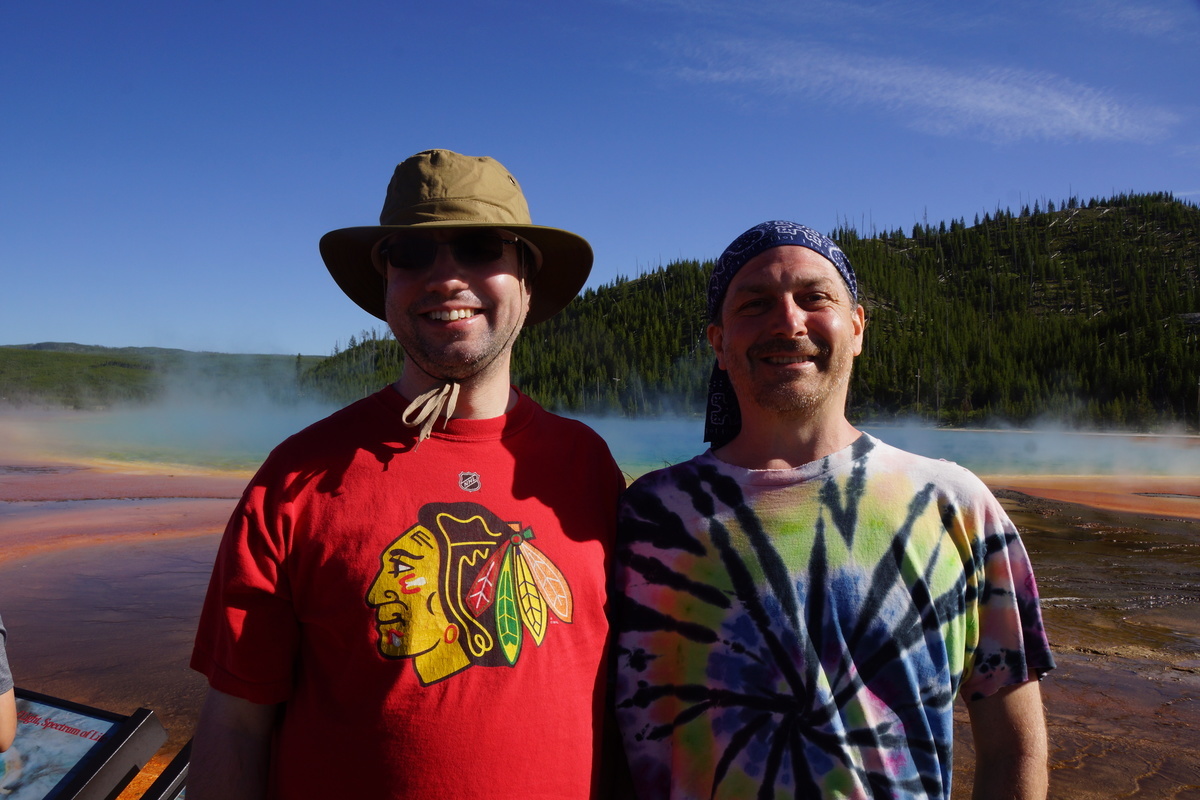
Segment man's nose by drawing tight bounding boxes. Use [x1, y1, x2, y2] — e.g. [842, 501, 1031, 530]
[424, 245, 470, 292]
[769, 297, 808, 336]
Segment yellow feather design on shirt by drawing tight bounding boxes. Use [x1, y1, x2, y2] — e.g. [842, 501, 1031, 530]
[513, 546, 548, 645]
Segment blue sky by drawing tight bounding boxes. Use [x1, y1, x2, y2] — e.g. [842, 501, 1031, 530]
[3, 0, 1197, 356]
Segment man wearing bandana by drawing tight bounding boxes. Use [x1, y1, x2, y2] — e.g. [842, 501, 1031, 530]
[190, 150, 623, 799]
[612, 221, 1054, 799]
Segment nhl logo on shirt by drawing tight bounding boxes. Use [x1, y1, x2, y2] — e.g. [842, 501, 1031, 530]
[458, 472, 481, 492]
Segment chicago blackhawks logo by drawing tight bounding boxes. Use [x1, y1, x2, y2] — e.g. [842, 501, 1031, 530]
[365, 502, 573, 685]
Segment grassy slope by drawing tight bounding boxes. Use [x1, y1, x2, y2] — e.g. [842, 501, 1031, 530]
[0, 344, 325, 409]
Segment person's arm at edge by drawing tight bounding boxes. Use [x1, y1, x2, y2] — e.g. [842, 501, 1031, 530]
[189, 687, 278, 800]
[966, 679, 1048, 800]
[0, 688, 15, 752]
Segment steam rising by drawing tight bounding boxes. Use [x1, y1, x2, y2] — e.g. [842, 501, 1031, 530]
[54, 396, 339, 471]
[3, 387, 1196, 479]
[2, 353, 340, 471]
[578, 416, 1199, 479]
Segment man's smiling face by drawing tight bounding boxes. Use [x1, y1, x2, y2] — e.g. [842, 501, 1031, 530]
[382, 228, 531, 386]
[707, 245, 864, 422]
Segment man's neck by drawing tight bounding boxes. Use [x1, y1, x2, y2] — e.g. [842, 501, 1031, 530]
[714, 411, 860, 470]
[394, 362, 516, 420]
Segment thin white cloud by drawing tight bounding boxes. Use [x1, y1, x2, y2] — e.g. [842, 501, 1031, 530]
[627, 0, 1198, 41]
[666, 39, 1179, 144]
[1060, 0, 1198, 39]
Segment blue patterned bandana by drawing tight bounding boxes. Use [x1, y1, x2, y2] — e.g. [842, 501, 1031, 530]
[704, 220, 858, 447]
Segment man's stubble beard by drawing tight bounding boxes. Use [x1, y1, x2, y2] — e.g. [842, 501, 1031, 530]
[744, 339, 856, 421]
[389, 287, 528, 385]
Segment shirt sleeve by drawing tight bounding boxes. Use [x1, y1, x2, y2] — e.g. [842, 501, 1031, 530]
[956, 485, 1056, 701]
[190, 479, 301, 704]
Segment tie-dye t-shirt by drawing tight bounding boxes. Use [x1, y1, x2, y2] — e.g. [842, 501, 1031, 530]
[613, 433, 1053, 800]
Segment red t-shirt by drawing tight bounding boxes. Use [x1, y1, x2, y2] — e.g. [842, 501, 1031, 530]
[191, 388, 624, 799]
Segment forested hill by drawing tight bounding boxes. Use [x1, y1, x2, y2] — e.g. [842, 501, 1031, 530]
[305, 191, 1200, 430]
[0, 344, 322, 409]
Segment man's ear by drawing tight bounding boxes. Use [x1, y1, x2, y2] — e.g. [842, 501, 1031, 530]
[851, 304, 865, 357]
[521, 276, 533, 316]
[706, 322, 726, 370]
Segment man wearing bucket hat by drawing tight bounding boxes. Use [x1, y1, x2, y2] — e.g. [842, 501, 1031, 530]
[191, 150, 624, 799]
[611, 221, 1054, 799]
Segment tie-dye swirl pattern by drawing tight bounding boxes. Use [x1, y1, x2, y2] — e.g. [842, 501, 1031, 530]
[613, 434, 1053, 800]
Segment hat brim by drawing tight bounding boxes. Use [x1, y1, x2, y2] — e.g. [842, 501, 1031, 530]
[319, 222, 593, 326]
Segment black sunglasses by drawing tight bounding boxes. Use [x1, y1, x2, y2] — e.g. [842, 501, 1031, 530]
[378, 232, 519, 272]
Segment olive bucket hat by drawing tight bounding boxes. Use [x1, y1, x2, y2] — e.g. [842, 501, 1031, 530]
[319, 149, 593, 326]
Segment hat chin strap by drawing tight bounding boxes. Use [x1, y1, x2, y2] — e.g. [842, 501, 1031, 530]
[401, 381, 461, 445]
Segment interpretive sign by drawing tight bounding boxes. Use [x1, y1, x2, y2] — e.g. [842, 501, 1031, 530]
[0, 688, 166, 800]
